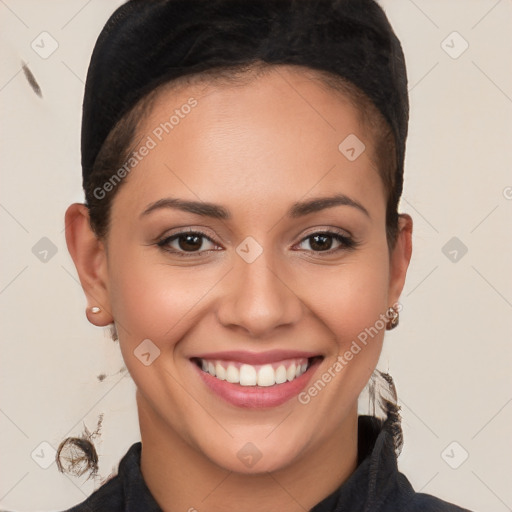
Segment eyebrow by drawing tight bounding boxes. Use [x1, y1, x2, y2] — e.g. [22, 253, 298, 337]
[140, 193, 370, 220]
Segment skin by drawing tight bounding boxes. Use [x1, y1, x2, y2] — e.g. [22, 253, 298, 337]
[66, 65, 413, 512]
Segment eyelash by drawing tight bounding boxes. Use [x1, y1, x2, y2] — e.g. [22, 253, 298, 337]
[156, 228, 359, 258]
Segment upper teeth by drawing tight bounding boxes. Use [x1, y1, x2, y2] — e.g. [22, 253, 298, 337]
[199, 358, 309, 387]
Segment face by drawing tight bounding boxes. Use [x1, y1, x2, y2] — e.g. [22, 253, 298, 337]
[69, 65, 412, 475]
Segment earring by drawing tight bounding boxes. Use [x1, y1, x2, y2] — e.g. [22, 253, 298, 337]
[386, 306, 399, 330]
[89, 306, 101, 314]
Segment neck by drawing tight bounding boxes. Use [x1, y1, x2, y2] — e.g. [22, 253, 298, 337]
[138, 391, 359, 512]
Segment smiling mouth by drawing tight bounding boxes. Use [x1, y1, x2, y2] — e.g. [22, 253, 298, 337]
[191, 356, 323, 387]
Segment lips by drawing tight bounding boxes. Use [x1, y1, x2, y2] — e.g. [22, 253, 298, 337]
[190, 350, 324, 408]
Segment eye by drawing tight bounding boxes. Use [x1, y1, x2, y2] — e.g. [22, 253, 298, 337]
[296, 230, 358, 254]
[157, 230, 221, 257]
[155, 228, 358, 258]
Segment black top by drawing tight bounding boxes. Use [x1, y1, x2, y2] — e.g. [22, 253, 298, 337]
[62, 415, 472, 512]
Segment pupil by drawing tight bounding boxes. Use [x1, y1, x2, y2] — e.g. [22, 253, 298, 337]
[310, 234, 332, 251]
[179, 234, 202, 251]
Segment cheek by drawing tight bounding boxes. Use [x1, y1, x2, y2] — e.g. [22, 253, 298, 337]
[302, 252, 390, 341]
[299, 247, 390, 398]
[107, 250, 210, 348]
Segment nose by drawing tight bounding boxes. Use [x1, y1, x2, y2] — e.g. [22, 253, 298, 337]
[216, 249, 303, 338]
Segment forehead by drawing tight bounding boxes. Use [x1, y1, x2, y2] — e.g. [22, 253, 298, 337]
[117, 65, 385, 220]
[136, 65, 372, 153]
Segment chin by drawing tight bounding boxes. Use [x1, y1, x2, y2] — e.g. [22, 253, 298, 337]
[212, 448, 298, 475]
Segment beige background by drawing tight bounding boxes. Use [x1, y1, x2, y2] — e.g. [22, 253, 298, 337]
[1, 1, 511, 510]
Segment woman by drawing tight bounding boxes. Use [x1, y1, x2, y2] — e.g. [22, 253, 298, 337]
[60, 0, 472, 510]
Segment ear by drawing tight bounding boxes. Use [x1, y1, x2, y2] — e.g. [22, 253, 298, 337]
[64, 203, 113, 326]
[388, 213, 413, 306]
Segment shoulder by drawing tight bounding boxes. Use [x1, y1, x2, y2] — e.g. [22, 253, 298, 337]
[356, 414, 475, 512]
[61, 472, 123, 512]
[405, 492, 475, 512]
[59, 442, 162, 512]
[383, 472, 475, 512]
[59, 443, 144, 512]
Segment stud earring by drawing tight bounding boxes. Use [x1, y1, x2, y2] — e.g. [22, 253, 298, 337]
[89, 306, 101, 314]
[386, 306, 399, 330]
